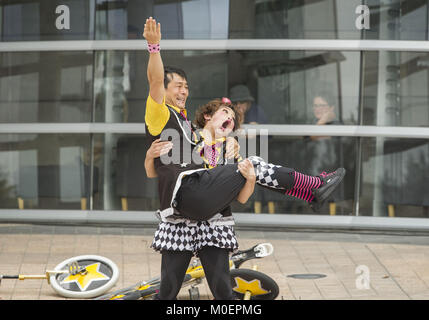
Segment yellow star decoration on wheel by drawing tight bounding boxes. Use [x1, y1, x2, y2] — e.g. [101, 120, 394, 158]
[232, 277, 270, 296]
[60, 263, 109, 291]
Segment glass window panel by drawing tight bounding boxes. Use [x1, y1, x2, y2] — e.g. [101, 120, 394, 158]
[95, 0, 230, 40]
[92, 133, 159, 211]
[0, 52, 93, 123]
[97, 0, 429, 40]
[4, 0, 427, 41]
[0, 134, 91, 210]
[362, 51, 429, 127]
[1, 0, 94, 41]
[95, 49, 359, 125]
[363, 0, 429, 40]
[359, 137, 429, 218]
[234, 0, 428, 40]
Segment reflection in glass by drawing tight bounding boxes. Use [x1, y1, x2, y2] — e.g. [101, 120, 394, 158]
[0, 52, 93, 123]
[94, 49, 359, 126]
[363, 0, 429, 40]
[1, 0, 94, 41]
[94, 0, 229, 40]
[92, 134, 159, 211]
[2, 0, 429, 41]
[360, 137, 429, 218]
[0, 134, 92, 210]
[362, 51, 429, 127]
[361, 50, 429, 216]
[254, 50, 360, 125]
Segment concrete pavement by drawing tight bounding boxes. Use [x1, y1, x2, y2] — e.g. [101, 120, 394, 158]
[1, 223, 429, 300]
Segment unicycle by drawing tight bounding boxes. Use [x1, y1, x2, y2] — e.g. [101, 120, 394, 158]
[0, 255, 119, 299]
[96, 242, 278, 300]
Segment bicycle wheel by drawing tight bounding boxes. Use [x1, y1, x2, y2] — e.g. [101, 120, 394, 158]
[230, 268, 279, 300]
[49, 255, 119, 299]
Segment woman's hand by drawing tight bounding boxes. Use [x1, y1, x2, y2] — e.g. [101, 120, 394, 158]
[143, 17, 161, 44]
[237, 159, 256, 181]
[236, 159, 256, 204]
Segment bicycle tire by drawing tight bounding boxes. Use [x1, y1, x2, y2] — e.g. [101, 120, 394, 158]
[230, 268, 279, 300]
[49, 255, 119, 299]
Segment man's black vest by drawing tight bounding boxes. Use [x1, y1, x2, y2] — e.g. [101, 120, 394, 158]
[145, 106, 205, 213]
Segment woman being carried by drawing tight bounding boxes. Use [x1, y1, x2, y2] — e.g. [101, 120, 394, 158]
[146, 98, 346, 222]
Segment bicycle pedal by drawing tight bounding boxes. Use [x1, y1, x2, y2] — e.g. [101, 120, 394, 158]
[231, 243, 274, 268]
[254, 243, 274, 258]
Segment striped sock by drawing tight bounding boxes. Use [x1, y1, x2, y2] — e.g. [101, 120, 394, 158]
[284, 171, 322, 202]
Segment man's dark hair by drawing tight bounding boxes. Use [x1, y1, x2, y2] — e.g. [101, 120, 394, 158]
[164, 66, 188, 89]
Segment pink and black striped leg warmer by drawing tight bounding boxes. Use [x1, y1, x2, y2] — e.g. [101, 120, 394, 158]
[284, 171, 322, 203]
[247, 156, 322, 203]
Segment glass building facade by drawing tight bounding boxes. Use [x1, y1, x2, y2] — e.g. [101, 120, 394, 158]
[1, 0, 429, 228]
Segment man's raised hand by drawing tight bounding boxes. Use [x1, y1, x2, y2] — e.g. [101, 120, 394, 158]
[143, 17, 161, 44]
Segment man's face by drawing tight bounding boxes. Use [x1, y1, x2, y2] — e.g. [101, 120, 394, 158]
[235, 101, 251, 116]
[165, 73, 189, 109]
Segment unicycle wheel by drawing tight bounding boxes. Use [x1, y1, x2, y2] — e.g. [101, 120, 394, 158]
[230, 268, 279, 300]
[49, 255, 119, 299]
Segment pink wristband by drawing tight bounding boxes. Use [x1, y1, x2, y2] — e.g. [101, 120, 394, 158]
[147, 43, 160, 53]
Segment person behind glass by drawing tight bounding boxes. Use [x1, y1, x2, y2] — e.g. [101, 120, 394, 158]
[309, 92, 343, 214]
[229, 84, 267, 126]
[143, 17, 345, 299]
[229, 84, 274, 213]
[310, 92, 341, 141]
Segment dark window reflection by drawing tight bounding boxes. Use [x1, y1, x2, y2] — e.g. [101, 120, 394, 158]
[0, 134, 92, 210]
[364, 0, 429, 40]
[95, 0, 229, 40]
[2, 0, 429, 41]
[0, 52, 93, 123]
[92, 134, 159, 211]
[360, 137, 429, 218]
[1, 0, 94, 41]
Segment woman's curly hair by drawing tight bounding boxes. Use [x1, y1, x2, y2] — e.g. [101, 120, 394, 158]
[193, 98, 242, 131]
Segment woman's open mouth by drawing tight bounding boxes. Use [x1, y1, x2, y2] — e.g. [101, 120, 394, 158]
[221, 119, 231, 129]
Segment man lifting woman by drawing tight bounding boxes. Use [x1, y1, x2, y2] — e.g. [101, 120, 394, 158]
[143, 17, 345, 223]
[143, 17, 345, 300]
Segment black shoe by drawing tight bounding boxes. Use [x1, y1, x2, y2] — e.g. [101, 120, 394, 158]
[310, 168, 346, 213]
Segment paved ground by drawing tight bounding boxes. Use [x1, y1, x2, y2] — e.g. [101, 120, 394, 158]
[1, 223, 429, 300]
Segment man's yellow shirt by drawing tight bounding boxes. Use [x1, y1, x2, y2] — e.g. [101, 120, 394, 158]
[145, 95, 188, 137]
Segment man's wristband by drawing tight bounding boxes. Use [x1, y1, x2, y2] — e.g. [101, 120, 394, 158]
[147, 43, 160, 53]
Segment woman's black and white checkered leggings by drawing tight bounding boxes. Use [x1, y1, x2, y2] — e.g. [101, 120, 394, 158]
[247, 156, 295, 191]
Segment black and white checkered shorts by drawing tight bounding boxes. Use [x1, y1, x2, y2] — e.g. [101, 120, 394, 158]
[151, 221, 238, 253]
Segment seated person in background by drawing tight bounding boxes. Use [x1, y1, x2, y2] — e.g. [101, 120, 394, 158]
[311, 92, 342, 141]
[229, 84, 267, 125]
